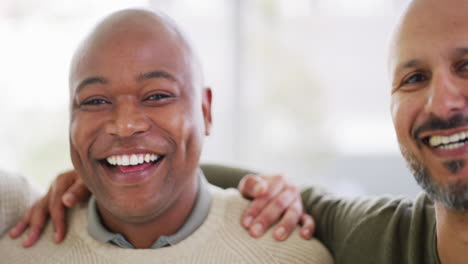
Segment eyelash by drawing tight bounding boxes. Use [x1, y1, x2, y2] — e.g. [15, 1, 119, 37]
[78, 92, 173, 110]
[145, 93, 171, 101]
[81, 98, 110, 105]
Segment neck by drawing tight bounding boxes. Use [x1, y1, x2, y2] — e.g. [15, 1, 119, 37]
[98, 175, 199, 249]
[435, 202, 468, 264]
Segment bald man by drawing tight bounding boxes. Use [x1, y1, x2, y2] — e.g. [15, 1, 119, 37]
[218, 0, 468, 263]
[0, 9, 332, 264]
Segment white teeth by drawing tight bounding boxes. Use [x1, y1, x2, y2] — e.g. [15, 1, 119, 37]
[122, 156, 130, 166]
[442, 137, 449, 145]
[130, 154, 138, 166]
[450, 134, 460, 143]
[106, 153, 160, 166]
[428, 130, 468, 149]
[429, 136, 442, 147]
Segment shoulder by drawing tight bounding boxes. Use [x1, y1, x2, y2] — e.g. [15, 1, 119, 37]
[0, 171, 40, 236]
[208, 185, 333, 264]
[0, 203, 94, 263]
[308, 192, 435, 264]
[0, 170, 40, 201]
[302, 184, 434, 225]
[339, 193, 435, 227]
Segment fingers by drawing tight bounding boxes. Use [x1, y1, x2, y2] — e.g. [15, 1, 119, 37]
[11, 197, 50, 248]
[50, 171, 78, 208]
[49, 201, 65, 243]
[238, 174, 268, 199]
[299, 214, 315, 240]
[50, 170, 90, 242]
[8, 208, 33, 239]
[272, 198, 302, 241]
[62, 178, 90, 208]
[248, 185, 298, 238]
[241, 175, 286, 229]
[9, 196, 50, 248]
[47, 172, 78, 244]
[239, 173, 311, 241]
[22, 201, 49, 248]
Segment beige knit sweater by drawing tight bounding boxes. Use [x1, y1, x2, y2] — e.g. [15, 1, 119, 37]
[0, 171, 40, 236]
[0, 186, 333, 264]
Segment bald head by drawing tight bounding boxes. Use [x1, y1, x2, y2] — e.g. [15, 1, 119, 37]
[389, 0, 468, 79]
[69, 9, 203, 98]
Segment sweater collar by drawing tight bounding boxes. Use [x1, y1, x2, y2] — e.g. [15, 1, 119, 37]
[87, 170, 212, 249]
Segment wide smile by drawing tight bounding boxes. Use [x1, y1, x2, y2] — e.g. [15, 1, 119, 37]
[425, 130, 468, 149]
[99, 152, 165, 185]
[421, 129, 468, 157]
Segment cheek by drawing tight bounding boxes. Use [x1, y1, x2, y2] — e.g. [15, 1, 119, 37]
[391, 92, 427, 144]
[160, 103, 205, 162]
[154, 99, 204, 141]
[69, 113, 105, 166]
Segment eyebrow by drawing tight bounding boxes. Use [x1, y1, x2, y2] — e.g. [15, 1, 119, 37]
[75, 76, 108, 93]
[396, 47, 468, 72]
[396, 59, 422, 74]
[75, 70, 178, 94]
[137, 70, 178, 83]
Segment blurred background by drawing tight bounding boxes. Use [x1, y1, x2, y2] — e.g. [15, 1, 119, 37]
[0, 0, 419, 197]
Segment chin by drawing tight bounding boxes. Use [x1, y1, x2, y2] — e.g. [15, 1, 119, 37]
[400, 144, 468, 211]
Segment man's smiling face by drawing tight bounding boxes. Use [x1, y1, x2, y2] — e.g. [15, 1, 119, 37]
[69, 11, 212, 223]
[390, 0, 468, 210]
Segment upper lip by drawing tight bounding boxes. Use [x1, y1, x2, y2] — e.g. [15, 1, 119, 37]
[96, 148, 164, 160]
[418, 126, 468, 141]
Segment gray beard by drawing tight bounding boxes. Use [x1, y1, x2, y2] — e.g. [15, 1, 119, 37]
[400, 144, 468, 211]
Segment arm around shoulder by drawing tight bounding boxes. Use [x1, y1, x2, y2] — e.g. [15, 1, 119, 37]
[201, 163, 254, 189]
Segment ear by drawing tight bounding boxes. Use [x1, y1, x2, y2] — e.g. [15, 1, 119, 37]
[201, 87, 213, 136]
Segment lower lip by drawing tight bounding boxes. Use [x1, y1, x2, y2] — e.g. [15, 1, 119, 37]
[117, 162, 153, 173]
[102, 159, 162, 185]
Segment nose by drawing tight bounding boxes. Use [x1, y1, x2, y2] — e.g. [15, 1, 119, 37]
[105, 103, 150, 137]
[425, 70, 468, 119]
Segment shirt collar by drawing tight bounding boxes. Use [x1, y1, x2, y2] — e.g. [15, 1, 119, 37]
[87, 170, 212, 249]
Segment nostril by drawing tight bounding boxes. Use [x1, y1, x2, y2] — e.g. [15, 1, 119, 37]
[114, 122, 150, 137]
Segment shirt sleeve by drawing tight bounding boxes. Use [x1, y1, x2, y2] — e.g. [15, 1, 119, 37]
[201, 164, 254, 189]
[302, 188, 400, 254]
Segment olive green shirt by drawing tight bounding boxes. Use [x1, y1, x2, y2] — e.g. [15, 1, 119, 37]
[201, 163, 441, 264]
[301, 188, 439, 264]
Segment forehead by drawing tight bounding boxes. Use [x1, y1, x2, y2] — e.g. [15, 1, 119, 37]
[391, 0, 468, 71]
[71, 22, 190, 92]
